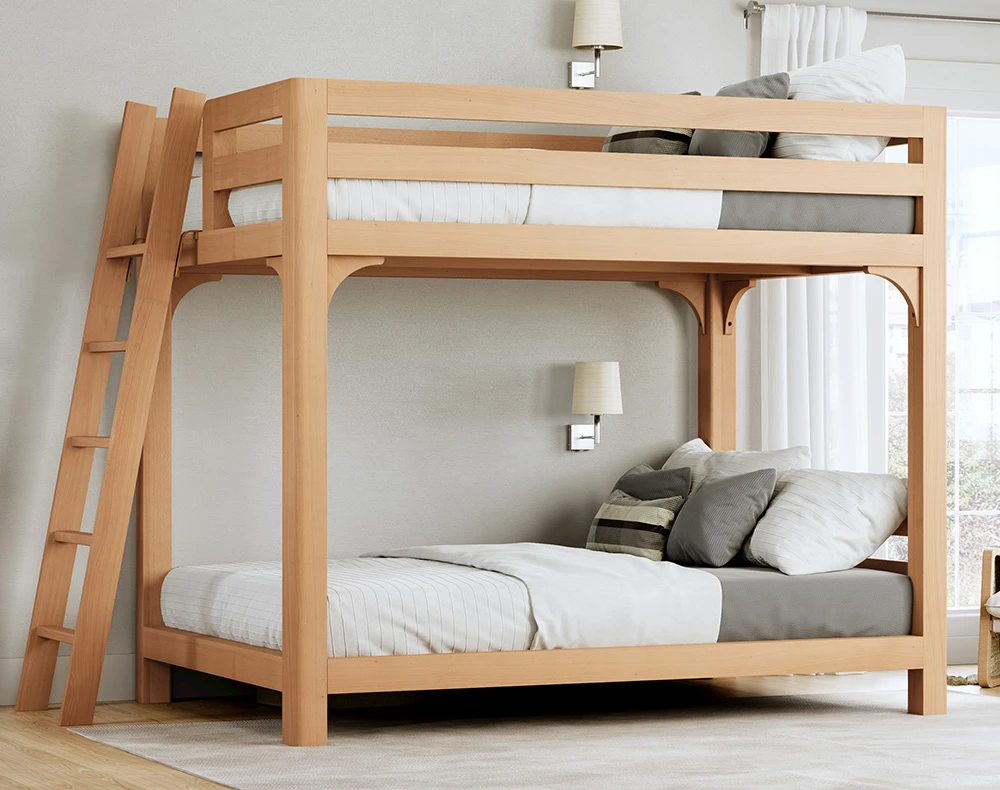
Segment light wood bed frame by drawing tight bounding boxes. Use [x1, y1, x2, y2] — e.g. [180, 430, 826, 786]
[132, 79, 947, 746]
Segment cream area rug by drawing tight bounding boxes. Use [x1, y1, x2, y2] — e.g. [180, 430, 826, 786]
[72, 686, 1000, 790]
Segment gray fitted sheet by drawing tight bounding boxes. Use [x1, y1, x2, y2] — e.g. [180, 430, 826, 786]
[704, 566, 912, 642]
[720, 192, 915, 234]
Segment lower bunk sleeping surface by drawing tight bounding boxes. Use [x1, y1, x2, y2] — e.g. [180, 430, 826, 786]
[181, 178, 915, 235]
[160, 547, 912, 658]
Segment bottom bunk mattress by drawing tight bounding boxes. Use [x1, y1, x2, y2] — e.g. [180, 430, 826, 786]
[160, 555, 912, 658]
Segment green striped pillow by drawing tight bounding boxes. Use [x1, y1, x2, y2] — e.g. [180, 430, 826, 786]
[586, 490, 685, 561]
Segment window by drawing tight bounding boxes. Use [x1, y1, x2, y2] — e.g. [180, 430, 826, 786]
[886, 116, 1000, 607]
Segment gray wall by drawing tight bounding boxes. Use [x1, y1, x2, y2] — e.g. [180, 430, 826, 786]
[1, 0, 995, 703]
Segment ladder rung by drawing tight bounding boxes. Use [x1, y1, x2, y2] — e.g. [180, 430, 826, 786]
[52, 530, 93, 547]
[35, 625, 75, 645]
[106, 242, 146, 260]
[86, 340, 128, 354]
[69, 436, 110, 449]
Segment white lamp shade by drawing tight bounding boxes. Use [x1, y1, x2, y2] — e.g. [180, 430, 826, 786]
[572, 0, 623, 50]
[572, 361, 623, 415]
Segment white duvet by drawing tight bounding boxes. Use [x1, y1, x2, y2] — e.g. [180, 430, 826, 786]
[373, 543, 723, 649]
[162, 544, 722, 657]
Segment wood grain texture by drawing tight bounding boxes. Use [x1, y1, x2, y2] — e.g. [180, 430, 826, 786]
[16, 101, 157, 714]
[905, 110, 948, 716]
[327, 79, 925, 137]
[277, 78, 330, 747]
[657, 278, 707, 334]
[59, 88, 204, 727]
[698, 275, 737, 450]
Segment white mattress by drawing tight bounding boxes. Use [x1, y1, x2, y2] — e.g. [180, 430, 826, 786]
[161, 559, 535, 658]
[181, 177, 723, 233]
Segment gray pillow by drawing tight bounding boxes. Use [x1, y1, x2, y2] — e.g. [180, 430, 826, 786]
[603, 92, 701, 155]
[689, 73, 790, 158]
[614, 464, 692, 501]
[666, 468, 777, 567]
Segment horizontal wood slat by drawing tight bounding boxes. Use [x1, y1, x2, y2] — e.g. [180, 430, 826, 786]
[230, 124, 605, 154]
[325, 143, 924, 196]
[212, 141, 923, 196]
[69, 436, 110, 449]
[85, 341, 127, 353]
[206, 80, 284, 132]
[858, 558, 909, 575]
[328, 80, 926, 137]
[196, 221, 923, 270]
[142, 627, 283, 691]
[52, 530, 93, 547]
[35, 626, 75, 644]
[326, 636, 925, 694]
[106, 243, 146, 259]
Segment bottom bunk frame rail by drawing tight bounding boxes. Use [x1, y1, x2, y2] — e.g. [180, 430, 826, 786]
[143, 626, 926, 696]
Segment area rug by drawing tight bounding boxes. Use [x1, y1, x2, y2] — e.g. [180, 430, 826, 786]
[71, 687, 1000, 790]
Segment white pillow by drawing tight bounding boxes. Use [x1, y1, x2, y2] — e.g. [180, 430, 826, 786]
[662, 438, 810, 493]
[746, 469, 907, 575]
[771, 45, 906, 162]
[986, 591, 1000, 618]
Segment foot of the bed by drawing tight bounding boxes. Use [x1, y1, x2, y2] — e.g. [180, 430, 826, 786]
[907, 667, 947, 715]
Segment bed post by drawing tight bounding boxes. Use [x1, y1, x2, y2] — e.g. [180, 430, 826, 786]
[698, 274, 738, 449]
[276, 78, 330, 746]
[136, 273, 221, 703]
[907, 107, 948, 715]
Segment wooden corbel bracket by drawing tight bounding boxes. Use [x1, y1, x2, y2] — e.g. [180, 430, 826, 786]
[266, 256, 385, 303]
[171, 272, 223, 311]
[865, 265, 921, 327]
[721, 279, 757, 335]
[657, 278, 707, 334]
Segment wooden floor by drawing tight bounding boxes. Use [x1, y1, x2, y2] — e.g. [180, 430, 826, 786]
[2, 668, 996, 790]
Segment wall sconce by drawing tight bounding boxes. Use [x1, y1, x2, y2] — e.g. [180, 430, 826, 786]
[569, 0, 623, 89]
[568, 361, 623, 451]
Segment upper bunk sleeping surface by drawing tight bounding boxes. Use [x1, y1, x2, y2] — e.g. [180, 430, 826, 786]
[187, 76, 943, 275]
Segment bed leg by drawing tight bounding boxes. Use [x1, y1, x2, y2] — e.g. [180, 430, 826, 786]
[276, 78, 331, 747]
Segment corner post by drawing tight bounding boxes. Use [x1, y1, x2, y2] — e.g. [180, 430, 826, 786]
[907, 109, 948, 715]
[698, 275, 738, 449]
[279, 78, 330, 746]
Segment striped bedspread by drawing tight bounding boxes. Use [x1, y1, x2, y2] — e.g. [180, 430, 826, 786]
[161, 557, 535, 658]
[162, 544, 722, 658]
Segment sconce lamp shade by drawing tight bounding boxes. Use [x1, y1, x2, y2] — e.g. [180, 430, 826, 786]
[572, 0, 623, 50]
[572, 361, 623, 415]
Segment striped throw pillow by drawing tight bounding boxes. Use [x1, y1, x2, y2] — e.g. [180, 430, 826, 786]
[586, 490, 685, 561]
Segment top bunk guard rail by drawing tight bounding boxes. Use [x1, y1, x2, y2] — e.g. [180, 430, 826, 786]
[197, 78, 945, 277]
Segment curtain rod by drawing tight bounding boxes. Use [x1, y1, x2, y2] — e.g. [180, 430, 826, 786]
[743, 1, 1000, 29]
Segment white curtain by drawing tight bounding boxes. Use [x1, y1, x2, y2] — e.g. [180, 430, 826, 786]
[738, 3, 886, 472]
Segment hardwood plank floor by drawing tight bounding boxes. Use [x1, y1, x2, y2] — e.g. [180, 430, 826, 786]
[1, 668, 996, 790]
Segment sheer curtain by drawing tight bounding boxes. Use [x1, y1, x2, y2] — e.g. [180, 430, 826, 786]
[737, 3, 887, 472]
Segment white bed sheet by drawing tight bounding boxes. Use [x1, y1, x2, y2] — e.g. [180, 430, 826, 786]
[161, 558, 535, 658]
[180, 177, 723, 233]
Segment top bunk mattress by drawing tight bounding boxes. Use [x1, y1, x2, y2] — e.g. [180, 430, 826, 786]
[160, 557, 912, 658]
[181, 178, 915, 236]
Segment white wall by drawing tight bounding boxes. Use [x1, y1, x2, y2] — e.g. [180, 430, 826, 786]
[0, 0, 754, 704]
[2, 1, 997, 704]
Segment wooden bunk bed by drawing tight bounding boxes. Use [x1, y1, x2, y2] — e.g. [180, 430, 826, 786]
[17, 79, 946, 747]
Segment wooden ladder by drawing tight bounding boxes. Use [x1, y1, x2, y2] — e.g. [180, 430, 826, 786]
[15, 88, 204, 726]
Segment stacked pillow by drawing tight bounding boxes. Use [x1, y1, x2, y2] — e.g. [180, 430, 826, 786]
[601, 44, 906, 165]
[590, 439, 909, 576]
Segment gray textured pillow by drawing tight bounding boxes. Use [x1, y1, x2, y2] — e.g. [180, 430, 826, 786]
[603, 92, 701, 155]
[614, 464, 691, 501]
[689, 72, 790, 158]
[666, 468, 777, 567]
